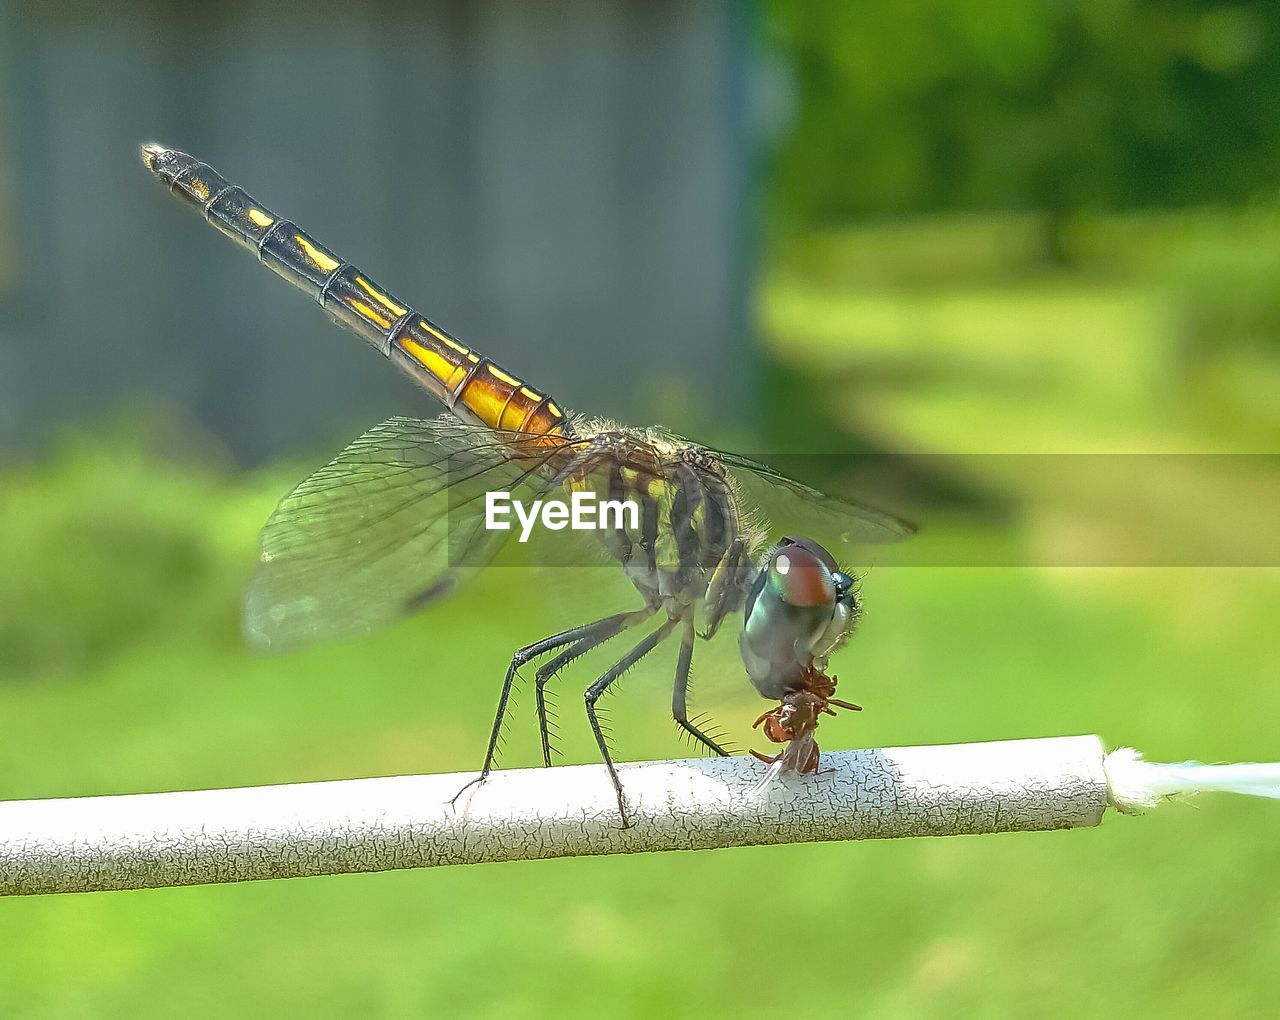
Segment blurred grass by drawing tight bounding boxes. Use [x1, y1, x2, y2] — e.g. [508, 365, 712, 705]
[3, 210, 1280, 1017]
[766, 208, 1280, 453]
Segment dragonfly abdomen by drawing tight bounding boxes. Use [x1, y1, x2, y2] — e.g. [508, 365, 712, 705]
[139, 143, 567, 439]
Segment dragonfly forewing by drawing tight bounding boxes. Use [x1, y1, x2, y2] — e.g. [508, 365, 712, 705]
[245, 417, 580, 648]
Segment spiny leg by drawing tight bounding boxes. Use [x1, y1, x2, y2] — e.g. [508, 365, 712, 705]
[671, 614, 733, 757]
[450, 611, 642, 808]
[534, 641, 589, 767]
[534, 609, 653, 768]
[584, 614, 681, 827]
[700, 537, 749, 641]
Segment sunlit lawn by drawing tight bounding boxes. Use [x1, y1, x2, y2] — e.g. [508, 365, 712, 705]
[2, 211, 1278, 1017]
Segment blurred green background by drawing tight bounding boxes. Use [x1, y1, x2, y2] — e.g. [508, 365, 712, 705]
[3, 1, 1280, 1016]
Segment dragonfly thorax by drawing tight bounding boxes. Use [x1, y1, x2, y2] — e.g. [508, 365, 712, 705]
[569, 426, 751, 613]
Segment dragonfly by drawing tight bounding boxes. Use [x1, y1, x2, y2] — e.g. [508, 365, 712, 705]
[139, 143, 915, 825]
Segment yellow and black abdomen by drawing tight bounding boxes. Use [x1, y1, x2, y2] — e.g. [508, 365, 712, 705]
[139, 143, 567, 438]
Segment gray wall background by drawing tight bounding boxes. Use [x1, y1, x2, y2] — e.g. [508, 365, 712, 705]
[0, 0, 755, 463]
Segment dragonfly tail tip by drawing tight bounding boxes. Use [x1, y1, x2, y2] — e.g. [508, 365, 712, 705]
[138, 141, 170, 170]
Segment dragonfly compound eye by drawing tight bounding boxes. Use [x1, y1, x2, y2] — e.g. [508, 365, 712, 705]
[769, 545, 836, 608]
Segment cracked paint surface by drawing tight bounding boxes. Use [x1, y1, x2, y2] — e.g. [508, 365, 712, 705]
[0, 736, 1108, 896]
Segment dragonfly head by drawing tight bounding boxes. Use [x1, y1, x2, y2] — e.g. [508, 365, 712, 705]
[738, 537, 860, 701]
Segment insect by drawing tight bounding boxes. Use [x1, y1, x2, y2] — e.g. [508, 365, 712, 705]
[750, 663, 862, 786]
[140, 143, 914, 825]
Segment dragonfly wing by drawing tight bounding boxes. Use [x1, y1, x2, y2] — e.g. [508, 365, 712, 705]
[244, 415, 575, 649]
[713, 449, 916, 549]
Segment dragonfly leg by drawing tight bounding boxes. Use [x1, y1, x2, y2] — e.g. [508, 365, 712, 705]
[450, 611, 646, 809]
[699, 537, 751, 641]
[583, 614, 681, 827]
[533, 609, 653, 768]
[671, 614, 733, 757]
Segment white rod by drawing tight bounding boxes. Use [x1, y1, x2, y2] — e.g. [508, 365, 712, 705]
[0, 736, 1108, 896]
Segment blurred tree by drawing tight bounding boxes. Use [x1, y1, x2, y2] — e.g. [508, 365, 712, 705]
[767, 0, 1280, 243]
